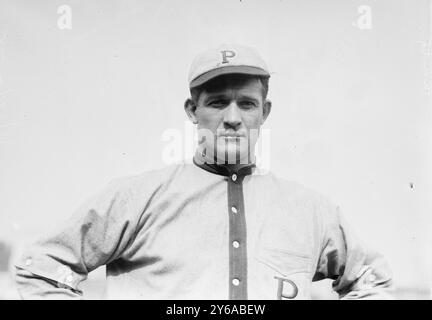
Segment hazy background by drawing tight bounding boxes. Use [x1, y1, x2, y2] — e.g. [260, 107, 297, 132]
[0, 0, 431, 299]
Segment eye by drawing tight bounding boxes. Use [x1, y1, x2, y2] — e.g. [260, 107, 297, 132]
[239, 100, 257, 109]
[207, 99, 228, 108]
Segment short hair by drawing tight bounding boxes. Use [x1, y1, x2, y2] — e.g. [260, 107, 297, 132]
[190, 73, 269, 105]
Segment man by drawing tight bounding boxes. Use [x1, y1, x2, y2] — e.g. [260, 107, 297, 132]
[15, 44, 393, 299]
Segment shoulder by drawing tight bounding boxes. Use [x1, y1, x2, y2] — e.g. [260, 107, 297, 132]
[73, 163, 187, 221]
[106, 163, 187, 198]
[264, 172, 340, 221]
[111, 163, 185, 186]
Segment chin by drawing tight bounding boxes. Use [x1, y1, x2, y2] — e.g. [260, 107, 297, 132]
[210, 140, 249, 164]
[224, 149, 250, 165]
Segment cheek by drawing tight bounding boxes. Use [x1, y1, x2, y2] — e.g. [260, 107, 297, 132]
[242, 112, 263, 129]
[196, 109, 222, 130]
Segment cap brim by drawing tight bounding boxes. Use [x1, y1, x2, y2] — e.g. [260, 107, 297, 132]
[189, 66, 270, 88]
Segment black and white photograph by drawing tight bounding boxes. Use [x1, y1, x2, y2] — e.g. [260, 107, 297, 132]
[0, 0, 431, 302]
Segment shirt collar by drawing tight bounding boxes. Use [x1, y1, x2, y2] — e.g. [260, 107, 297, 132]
[192, 149, 256, 177]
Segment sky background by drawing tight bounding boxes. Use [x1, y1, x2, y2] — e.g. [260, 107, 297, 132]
[0, 0, 431, 298]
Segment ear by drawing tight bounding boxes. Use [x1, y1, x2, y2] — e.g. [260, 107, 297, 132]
[261, 99, 272, 124]
[184, 98, 198, 124]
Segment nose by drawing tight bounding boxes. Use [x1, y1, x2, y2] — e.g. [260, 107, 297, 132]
[223, 102, 242, 129]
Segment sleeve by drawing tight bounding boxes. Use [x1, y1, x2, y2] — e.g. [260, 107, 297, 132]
[313, 198, 394, 299]
[14, 178, 140, 299]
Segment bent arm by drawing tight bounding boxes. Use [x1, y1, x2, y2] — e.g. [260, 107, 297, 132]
[14, 179, 138, 299]
[314, 199, 394, 299]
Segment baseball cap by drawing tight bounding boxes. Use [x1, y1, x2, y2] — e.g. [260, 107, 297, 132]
[188, 44, 270, 88]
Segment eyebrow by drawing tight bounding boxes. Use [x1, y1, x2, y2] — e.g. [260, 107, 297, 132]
[203, 93, 261, 105]
[202, 94, 231, 105]
[237, 95, 260, 105]
[204, 94, 229, 101]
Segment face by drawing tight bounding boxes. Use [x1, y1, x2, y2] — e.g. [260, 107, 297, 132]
[185, 76, 272, 164]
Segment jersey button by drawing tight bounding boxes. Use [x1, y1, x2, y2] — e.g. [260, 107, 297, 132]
[231, 174, 237, 182]
[231, 206, 238, 214]
[232, 241, 240, 248]
[232, 279, 240, 286]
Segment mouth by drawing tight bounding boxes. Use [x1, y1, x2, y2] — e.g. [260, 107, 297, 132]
[219, 132, 246, 138]
[222, 137, 241, 142]
[219, 135, 245, 142]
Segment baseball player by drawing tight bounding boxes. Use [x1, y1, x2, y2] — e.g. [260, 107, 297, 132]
[14, 44, 393, 299]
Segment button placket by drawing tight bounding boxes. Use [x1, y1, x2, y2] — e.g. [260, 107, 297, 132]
[227, 173, 247, 300]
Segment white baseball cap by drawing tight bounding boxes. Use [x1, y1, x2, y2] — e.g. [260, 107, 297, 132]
[188, 44, 270, 88]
